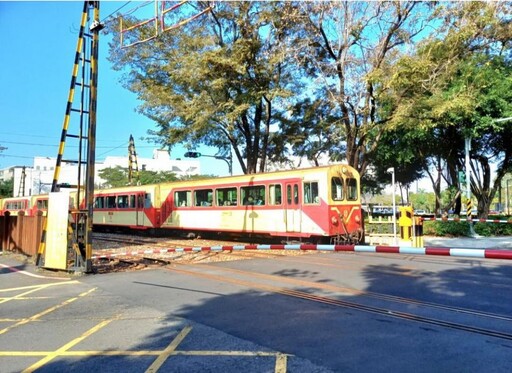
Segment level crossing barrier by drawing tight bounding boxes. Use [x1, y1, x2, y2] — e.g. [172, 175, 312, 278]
[91, 243, 512, 261]
[422, 217, 512, 224]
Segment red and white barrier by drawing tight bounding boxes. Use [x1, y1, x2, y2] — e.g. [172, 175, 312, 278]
[92, 244, 512, 261]
[422, 217, 512, 224]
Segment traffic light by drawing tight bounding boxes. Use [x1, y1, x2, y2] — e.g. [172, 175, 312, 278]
[458, 170, 466, 186]
[184, 151, 202, 158]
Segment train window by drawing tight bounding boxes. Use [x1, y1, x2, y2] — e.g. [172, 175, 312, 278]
[269, 184, 282, 205]
[194, 189, 213, 206]
[6, 200, 26, 210]
[241, 185, 265, 205]
[286, 185, 292, 205]
[37, 199, 49, 210]
[144, 194, 152, 208]
[94, 196, 105, 209]
[216, 187, 237, 206]
[304, 182, 319, 204]
[347, 178, 358, 201]
[174, 190, 192, 207]
[294, 184, 299, 204]
[331, 177, 344, 201]
[107, 196, 116, 208]
[117, 195, 129, 208]
[129, 195, 136, 208]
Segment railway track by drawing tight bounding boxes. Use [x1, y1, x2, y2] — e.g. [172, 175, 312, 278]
[92, 232, 512, 341]
[168, 262, 512, 341]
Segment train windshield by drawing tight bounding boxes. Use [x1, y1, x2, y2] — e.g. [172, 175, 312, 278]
[331, 176, 359, 202]
[331, 177, 343, 201]
[347, 178, 358, 201]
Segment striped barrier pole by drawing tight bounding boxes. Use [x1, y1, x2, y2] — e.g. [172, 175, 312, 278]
[422, 217, 512, 224]
[91, 244, 512, 261]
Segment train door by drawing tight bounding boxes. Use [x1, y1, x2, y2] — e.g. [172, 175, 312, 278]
[284, 181, 301, 232]
[136, 193, 145, 226]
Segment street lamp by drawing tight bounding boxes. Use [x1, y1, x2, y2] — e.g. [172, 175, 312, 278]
[387, 167, 397, 245]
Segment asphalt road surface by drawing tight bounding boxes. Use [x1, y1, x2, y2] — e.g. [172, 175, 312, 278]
[1, 237, 512, 372]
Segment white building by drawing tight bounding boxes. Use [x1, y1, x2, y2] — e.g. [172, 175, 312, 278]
[2, 149, 200, 196]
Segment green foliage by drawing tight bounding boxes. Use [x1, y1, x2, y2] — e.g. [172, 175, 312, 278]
[423, 221, 471, 237]
[0, 179, 13, 198]
[474, 220, 512, 237]
[98, 167, 179, 188]
[423, 219, 512, 237]
[107, 2, 295, 174]
[179, 174, 217, 181]
[138, 170, 179, 185]
[409, 191, 436, 212]
[98, 166, 128, 188]
[383, 2, 512, 217]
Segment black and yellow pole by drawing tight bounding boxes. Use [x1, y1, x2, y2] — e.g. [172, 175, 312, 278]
[84, 1, 102, 273]
[36, 3, 89, 268]
[128, 134, 140, 185]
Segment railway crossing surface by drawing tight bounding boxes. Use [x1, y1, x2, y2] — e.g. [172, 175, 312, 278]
[1, 237, 512, 372]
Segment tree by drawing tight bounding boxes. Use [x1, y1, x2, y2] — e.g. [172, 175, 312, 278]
[98, 166, 180, 188]
[107, 2, 295, 174]
[0, 178, 13, 198]
[280, 1, 434, 177]
[384, 2, 512, 218]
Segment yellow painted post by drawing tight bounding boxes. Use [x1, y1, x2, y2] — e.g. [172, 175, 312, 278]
[398, 206, 413, 246]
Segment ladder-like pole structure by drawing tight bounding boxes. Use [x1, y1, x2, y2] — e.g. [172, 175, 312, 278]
[128, 134, 140, 186]
[36, 1, 103, 272]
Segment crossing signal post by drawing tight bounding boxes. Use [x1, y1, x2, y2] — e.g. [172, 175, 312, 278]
[36, 1, 103, 273]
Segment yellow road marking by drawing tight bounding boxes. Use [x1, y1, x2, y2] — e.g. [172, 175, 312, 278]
[0, 350, 287, 357]
[145, 325, 192, 373]
[275, 353, 288, 373]
[0, 287, 96, 335]
[173, 351, 285, 356]
[22, 316, 115, 373]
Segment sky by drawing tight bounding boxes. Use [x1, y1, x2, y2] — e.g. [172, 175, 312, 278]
[0, 1, 237, 176]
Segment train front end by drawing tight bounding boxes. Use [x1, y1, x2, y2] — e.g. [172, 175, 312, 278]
[325, 165, 364, 244]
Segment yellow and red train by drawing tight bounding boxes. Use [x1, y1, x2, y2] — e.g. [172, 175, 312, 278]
[0, 164, 364, 244]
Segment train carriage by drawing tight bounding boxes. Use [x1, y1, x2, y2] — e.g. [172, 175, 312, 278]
[0, 195, 36, 216]
[1, 164, 364, 244]
[157, 164, 364, 243]
[92, 184, 160, 229]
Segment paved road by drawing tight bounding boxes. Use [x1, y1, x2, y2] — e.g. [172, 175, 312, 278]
[1, 237, 512, 372]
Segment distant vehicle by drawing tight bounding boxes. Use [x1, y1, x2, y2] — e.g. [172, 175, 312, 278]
[414, 209, 426, 215]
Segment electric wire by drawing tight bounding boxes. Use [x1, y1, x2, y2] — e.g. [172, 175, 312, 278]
[100, 1, 133, 22]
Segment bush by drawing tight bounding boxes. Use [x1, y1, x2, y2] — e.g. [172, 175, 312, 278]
[474, 221, 512, 236]
[422, 218, 512, 237]
[423, 221, 471, 237]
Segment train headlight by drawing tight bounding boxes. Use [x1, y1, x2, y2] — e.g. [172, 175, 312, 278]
[331, 216, 338, 225]
[355, 214, 361, 223]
